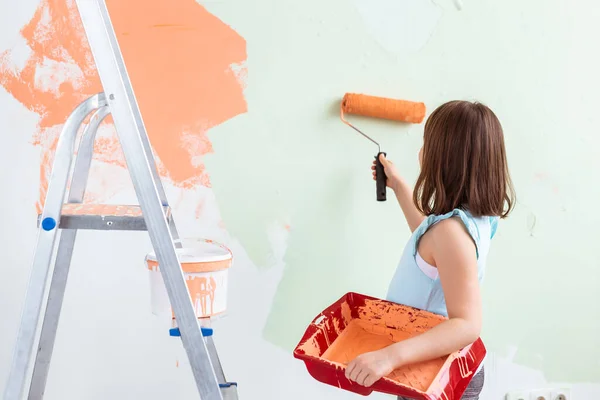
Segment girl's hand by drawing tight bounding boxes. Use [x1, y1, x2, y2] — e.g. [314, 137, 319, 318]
[345, 348, 396, 387]
[371, 154, 402, 191]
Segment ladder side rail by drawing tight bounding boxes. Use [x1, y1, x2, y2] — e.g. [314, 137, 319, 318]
[82, 0, 179, 239]
[74, 2, 222, 398]
[199, 320, 227, 384]
[28, 105, 110, 400]
[206, 336, 227, 384]
[3, 94, 106, 400]
[132, 105, 176, 225]
[130, 113, 182, 242]
[66, 106, 111, 203]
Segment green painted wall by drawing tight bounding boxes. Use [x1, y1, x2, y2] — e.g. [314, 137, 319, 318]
[206, 0, 600, 384]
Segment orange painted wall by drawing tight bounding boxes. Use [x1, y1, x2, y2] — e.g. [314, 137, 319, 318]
[0, 0, 247, 211]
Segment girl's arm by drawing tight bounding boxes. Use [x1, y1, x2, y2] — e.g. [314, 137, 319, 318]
[388, 218, 481, 363]
[346, 217, 481, 387]
[372, 154, 425, 232]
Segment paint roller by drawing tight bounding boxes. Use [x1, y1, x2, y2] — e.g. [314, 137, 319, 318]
[340, 93, 426, 202]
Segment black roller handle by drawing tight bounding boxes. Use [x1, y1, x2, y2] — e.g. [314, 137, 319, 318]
[375, 151, 387, 201]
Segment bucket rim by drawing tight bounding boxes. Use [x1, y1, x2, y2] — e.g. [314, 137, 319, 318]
[145, 238, 232, 264]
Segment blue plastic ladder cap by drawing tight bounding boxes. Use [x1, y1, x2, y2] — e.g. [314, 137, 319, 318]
[219, 382, 238, 388]
[169, 327, 213, 337]
[41, 217, 57, 231]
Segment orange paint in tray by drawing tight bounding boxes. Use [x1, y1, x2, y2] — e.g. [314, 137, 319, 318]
[293, 292, 486, 399]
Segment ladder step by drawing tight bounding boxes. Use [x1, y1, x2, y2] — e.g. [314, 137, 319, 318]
[37, 204, 172, 231]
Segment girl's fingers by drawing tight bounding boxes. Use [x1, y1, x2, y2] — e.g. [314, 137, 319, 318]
[364, 374, 377, 387]
[345, 361, 357, 380]
[349, 366, 362, 382]
[355, 370, 369, 386]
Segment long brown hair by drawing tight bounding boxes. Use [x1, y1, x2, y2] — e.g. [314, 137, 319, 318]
[413, 100, 515, 218]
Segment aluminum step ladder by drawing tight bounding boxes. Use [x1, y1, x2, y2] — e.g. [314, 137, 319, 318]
[2, 0, 237, 399]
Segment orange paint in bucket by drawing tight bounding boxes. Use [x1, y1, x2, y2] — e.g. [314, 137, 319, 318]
[145, 239, 232, 320]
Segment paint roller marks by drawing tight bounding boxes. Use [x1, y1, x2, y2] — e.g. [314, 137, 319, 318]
[0, 0, 247, 210]
[353, 0, 442, 54]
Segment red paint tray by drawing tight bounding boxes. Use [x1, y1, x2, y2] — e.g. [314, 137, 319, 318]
[293, 292, 486, 399]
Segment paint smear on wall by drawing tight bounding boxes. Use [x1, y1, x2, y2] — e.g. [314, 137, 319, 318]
[354, 0, 442, 54]
[0, 0, 246, 211]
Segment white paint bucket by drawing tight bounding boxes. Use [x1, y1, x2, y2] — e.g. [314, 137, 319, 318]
[145, 238, 232, 319]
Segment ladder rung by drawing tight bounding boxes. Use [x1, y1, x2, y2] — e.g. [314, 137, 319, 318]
[37, 204, 172, 231]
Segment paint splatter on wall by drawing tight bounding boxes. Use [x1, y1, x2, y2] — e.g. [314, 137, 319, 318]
[0, 0, 247, 211]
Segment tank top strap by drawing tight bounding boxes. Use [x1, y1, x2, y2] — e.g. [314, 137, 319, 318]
[412, 209, 481, 259]
[489, 216, 499, 239]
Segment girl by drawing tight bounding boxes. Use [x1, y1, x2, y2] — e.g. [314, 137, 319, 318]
[345, 100, 515, 399]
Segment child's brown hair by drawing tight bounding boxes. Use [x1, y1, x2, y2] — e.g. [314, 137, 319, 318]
[413, 100, 515, 218]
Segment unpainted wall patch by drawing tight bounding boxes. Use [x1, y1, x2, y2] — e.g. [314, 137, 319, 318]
[353, 0, 442, 54]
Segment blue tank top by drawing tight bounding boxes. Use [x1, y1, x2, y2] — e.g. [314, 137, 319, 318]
[386, 209, 499, 317]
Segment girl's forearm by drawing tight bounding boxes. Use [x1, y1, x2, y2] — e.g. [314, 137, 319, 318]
[386, 318, 480, 368]
[391, 177, 425, 232]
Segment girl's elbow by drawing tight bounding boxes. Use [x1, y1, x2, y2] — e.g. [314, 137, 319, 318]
[453, 317, 481, 344]
[465, 320, 482, 343]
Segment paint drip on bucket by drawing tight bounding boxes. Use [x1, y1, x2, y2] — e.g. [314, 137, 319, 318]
[145, 238, 232, 323]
